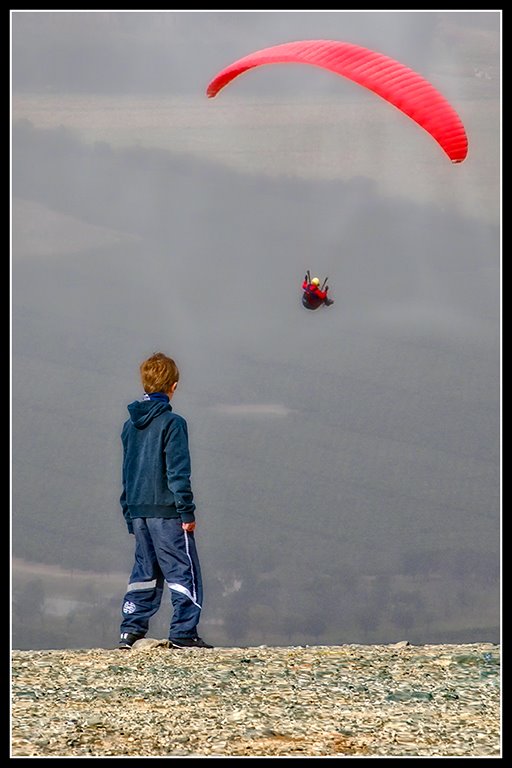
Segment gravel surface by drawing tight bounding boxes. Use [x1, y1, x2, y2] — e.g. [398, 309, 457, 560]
[11, 641, 501, 757]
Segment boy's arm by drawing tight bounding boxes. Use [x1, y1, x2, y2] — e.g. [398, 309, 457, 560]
[165, 418, 196, 524]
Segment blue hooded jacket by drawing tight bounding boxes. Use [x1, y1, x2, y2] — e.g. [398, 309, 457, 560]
[120, 395, 196, 531]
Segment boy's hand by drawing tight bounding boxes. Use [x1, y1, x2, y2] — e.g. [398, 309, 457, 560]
[182, 522, 196, 532]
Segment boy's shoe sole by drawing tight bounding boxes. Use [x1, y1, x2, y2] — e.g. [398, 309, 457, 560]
[169, 637, 214, 649]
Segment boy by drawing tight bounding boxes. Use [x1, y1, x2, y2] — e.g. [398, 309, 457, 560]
[118, 352, 213, 650]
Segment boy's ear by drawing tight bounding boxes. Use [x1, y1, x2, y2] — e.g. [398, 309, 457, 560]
[171, 382, 178, 394]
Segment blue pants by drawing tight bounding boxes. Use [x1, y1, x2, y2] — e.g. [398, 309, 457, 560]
[120, 517, 203, 640]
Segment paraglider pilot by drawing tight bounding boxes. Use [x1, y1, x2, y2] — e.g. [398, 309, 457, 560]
[302, 270, 334, 310]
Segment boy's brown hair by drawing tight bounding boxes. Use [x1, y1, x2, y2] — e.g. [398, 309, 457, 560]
[140, 352, 180, 394]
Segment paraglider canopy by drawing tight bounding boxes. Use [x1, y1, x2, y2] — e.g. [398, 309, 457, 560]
[207, 39, 468, 164]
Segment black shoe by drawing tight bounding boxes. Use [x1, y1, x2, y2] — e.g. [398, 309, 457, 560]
[118, 631, 145, 649]
[169, 636, 214, 649]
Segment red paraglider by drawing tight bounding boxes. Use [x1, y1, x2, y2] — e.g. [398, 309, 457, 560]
[206, 40, 468, 164]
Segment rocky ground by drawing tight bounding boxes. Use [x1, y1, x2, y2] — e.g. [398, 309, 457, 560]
[11, 641, 501, 758]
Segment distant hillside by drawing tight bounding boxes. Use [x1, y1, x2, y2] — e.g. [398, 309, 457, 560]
[11, 110, 500, 651]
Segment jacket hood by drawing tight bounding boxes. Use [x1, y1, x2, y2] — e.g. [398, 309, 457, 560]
[127, 399, 172, 429]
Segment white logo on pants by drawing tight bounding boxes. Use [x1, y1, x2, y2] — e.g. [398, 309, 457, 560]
[122, 600, 137, 615]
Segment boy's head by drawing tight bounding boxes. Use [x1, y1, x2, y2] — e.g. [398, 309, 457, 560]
[140, 352, 180, 395]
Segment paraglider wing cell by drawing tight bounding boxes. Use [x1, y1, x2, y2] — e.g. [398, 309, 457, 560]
[206, 40, 468, 163]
